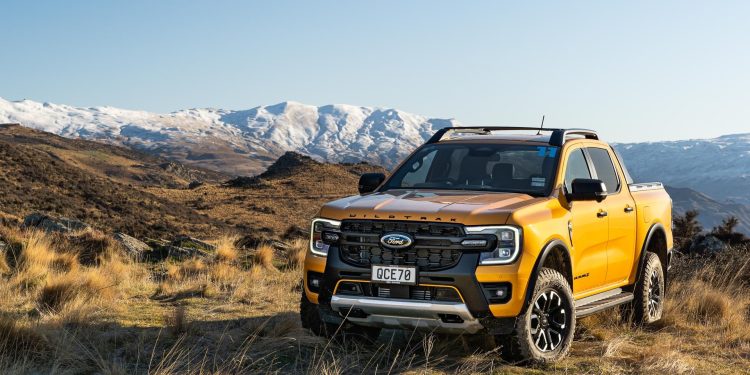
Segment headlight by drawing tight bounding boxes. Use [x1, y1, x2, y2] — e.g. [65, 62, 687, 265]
[309, 218, 341, 257]
[466, 226, 522, 265]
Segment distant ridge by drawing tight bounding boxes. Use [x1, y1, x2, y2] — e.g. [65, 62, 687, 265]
[0, 97, 459, 176]
[4, 97, 750, 208]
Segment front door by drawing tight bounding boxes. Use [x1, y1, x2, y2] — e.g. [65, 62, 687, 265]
[586, 147, 638, 285]
[563, 148, 609, 294]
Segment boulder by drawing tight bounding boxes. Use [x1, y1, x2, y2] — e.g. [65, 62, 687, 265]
[282, 225, 309, 240]
[114, 233, 151, 259]
[688, 235, 728, 255]
[164, 245, 211, 260]
[171, 235, 216, 252]
[23, 213, 90, 233]
[236, 233, 292, 251]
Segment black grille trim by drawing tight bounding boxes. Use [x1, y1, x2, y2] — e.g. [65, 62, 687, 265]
[338, 220, 494, 271]
[335, 282, 463, 303]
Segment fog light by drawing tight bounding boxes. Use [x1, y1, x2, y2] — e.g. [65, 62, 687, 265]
[307, 272, 324, 293]
[481, 283, 511, 304]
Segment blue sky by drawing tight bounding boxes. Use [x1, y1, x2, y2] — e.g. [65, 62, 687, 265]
[2, 1, 748, 142]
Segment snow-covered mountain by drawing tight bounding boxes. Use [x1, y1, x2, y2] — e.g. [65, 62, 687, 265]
[0, 98, 459, 175]
[614, 134, 750, 205]
[3, 97, 750, 208]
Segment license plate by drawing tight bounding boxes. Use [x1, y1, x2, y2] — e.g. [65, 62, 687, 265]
[371, 265, 417, 285]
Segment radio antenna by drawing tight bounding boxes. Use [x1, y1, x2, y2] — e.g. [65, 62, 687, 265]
[537, 115, 545, 135]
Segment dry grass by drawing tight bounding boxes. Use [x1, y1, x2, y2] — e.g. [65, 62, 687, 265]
[38, 269, 115, 311]
[253, 244, 276, 270]
[0, 227, 748, 374]
[286, 238, 308, 269]
[214, 235, 240, 263]
[0, 318, 48, 363]
[0, 253, 9, 275]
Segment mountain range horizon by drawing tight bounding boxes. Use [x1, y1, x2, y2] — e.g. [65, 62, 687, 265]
[2, 95, 749, 210]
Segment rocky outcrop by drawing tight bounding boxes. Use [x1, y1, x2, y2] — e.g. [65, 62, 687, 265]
[114, 233, 152, 259]
[258, 152, 320, 180]
[140, 236, 216, 261]
[688, 235, 728, 255]
[224, 176, 267, 188]
[23, 213, 90, 233]
[172, 235, 216, 252]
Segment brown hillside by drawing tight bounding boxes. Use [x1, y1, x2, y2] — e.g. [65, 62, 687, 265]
[148, 151, 388, 236]
[0, 124, 385, 239]
[0, 124, 227, 237]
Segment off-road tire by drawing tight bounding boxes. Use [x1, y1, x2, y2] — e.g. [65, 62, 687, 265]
[498, 268, 575, 364]
[299, 291, 380, 345]
[622, 252, 664, 325]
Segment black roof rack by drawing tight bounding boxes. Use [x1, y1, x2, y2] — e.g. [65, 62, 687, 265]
[426, 126, 598, 147]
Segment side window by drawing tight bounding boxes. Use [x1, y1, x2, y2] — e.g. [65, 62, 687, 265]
[587, 147, 620, 193]
[564, 149, 591, 193]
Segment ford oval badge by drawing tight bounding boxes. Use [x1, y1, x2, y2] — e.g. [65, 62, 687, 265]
[380, 233, 414, 249]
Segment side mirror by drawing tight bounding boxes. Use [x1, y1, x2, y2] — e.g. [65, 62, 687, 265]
[358, 173, 386, 194]
[568, 179, 607, 202]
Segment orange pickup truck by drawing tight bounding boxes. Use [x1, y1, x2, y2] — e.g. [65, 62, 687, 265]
[300, 127, 673, 363]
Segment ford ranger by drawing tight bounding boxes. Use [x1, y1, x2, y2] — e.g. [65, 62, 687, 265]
[300, 127, 673, 363]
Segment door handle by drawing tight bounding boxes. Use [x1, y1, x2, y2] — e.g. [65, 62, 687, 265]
[597, 211, 608, 218]
[624, 206, 634, 213]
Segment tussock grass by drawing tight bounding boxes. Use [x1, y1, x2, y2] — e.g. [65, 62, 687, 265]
[214, 235, 239, 263]
[1, 226, 748, 374]
[252, 244, 276, 270]
[38, 268, 115, 311]
[0, 253, 9, 275]
[285, 238, 307, 270]
[0, 318, 48, 360]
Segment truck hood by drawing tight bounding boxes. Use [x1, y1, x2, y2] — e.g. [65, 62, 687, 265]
[318, 190, 546, 226]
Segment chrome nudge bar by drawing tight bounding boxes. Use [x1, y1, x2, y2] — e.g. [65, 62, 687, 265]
[330, 296, 484, 334]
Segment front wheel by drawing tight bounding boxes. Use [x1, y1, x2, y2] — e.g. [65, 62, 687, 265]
[499, 268, 575, 364]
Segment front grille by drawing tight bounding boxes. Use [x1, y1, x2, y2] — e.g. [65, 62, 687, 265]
[338, 220, 467, 271]
[341, 220, 463, 237]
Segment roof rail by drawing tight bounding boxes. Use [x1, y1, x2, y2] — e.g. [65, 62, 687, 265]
[426, 126, 598, 147]
[547, 129, 598, 146]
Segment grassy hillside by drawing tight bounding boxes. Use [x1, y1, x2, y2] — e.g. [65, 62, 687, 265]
[1, 124, 749, 374]
[0, 124, 383, 239]
[0, 226, 748, 374]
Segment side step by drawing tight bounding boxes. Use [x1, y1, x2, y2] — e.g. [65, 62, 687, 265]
[575, 289, 634, 318]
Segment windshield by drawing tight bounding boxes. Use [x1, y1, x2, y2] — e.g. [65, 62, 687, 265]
[383, 143, 560, 196]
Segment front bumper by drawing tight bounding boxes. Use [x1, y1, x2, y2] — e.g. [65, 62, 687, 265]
[305, 245, 525, 334]
[330, 295, 483, 334]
